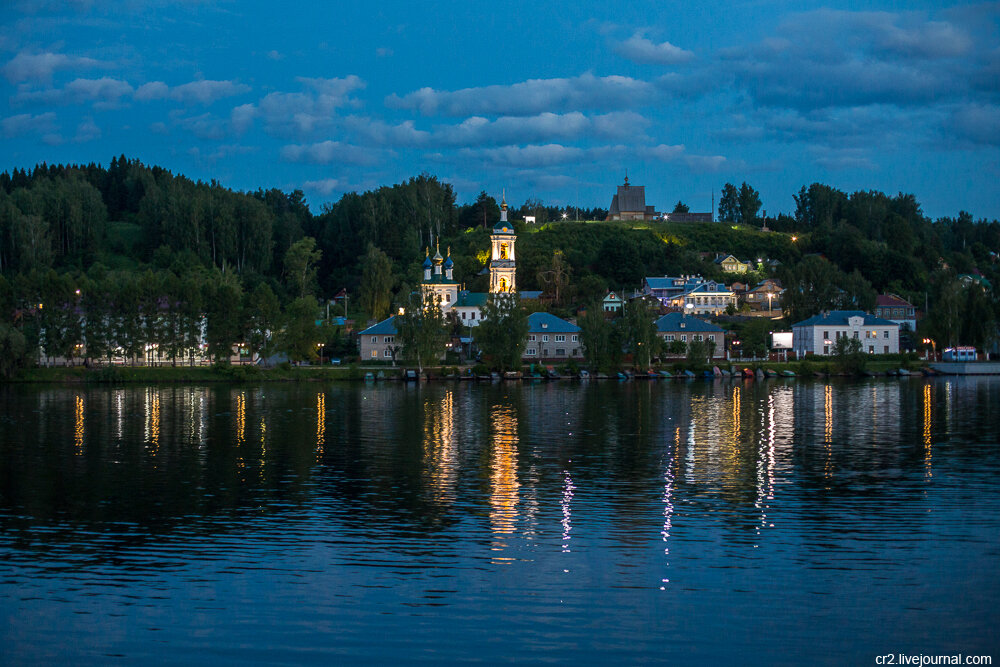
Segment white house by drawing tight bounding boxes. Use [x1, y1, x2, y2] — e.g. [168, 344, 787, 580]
[792, 311, 900, 357]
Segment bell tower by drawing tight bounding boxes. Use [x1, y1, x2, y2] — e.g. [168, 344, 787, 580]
[489, 194, 516, 293]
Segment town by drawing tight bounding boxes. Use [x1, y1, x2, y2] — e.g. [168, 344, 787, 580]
[0, 162, 997, 379]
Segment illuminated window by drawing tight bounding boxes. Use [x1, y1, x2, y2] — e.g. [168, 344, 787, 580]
[500, 244, 508, 259]
[370, 350, 377, 358]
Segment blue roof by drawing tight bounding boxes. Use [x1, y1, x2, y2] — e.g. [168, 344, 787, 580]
[519, 290, 543, 299]
[455, 291, 488, 308]
[422, 255, 432, 268]
[791, 310, 899, 328]
[527, 312, 580, 334]
[443, 255, 453, 268]
[359, 316, 398, 335]
[655, 313, 724, 333]
[492, 221, 515, 235]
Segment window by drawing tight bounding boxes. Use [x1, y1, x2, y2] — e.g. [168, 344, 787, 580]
[681, 335, 687, 342]
[461, 312, 466, 319]
[371, 336, 377, 343]
[556, 348, 566, 356]
[526, 348, 537, 356]
[824, 345, 829, 354]
[853, 331, 859, 339]
[370, 350, 377, 358]
[883, 330, 889, 339]
[708, 335, 715, 342]
[500, 244, 508, 259]
[571, 335, 578, 342]
[555, 335, 566, 342]
[528, 334, 536, 342]
[884, 345, 889, 353]
[694, 334, 703, 342]
[868, 345, 874, 354]
[542, 335, 549, 342]
[666, 334, 675, 342]
[384, 349, 392, 357]
[384, 336, 393, 343]
[471, 312, 476, 320]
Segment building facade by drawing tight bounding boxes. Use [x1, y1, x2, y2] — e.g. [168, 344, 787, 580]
[654, 312, 726, 359]
[874, 294, 917, 331]
[524, 312, 583, 361]
[792, 311, 900, 357]
[358, 316, 399, 361]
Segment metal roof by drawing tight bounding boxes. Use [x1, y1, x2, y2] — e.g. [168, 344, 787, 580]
[358, 316, 398, 335]
[527, 312, 580, 334]
[791, 310, 899, 328]
[655, 313, 724, 333]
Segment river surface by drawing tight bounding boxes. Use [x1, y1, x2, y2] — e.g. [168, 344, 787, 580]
[1, 378, 998, 665]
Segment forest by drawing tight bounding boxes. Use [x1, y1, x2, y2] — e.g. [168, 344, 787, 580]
[0, 156, 997, 376]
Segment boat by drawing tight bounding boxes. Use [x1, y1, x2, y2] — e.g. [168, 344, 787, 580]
[647, 370, 660, 380]
[721, 369, 732, 377]
[490, 371, 501, 382]
[376, 371, 386, 381]
[782, 370, 796, 377]
[712, 365, 722, 377]
[702, 370, 715, 378]
[658, 370, 673, 379]
[616, 371, 628, 380]
[742, 368, 755, 378]
[503, 371, 522, 380]
[683, 370, 696, 378]
[403, 369, 419, 381]
[546, 369, 561, 380]
[897, 368, 912, 376]
[578, 369, 591, 379]
[363, 372, 375, 382]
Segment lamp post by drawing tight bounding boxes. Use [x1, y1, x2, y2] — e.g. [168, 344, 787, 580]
[922, 338, 936, 361]
[767, 291, 774, 316]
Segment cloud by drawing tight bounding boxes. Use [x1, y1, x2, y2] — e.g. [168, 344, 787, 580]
[387, 72, 660, 117]
[303, 178, 341, 196]
[376, 47, 393, 58]
[230, 103, 256, 134]
[266, 50, 283, 61]
[948, 103, 1000, 146]
[73, 116, 101, 142]
[1, 111, 58, 137]
[3, 50, 109, 83]
[280, 140, 384, 165]
[432, 111, 649, 147]
[341, 117, 429, 146]
[13, 77, 133, 108]
[721, 9, 990, 111]
[252, 75, 366, 135]
[614, 33, 694, 65]
[135, 79, 250, 105]
[811, 147, 878, 171]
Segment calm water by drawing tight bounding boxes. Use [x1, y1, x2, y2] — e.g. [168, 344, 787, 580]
[1, 378, 998, 665]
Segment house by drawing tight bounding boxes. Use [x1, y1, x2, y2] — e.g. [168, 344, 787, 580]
[874, 294, 917, 331]
[358, 316, 400, 361]
[792, 311, 900, 357]
[602, 291, 624, 314]
[606, 175, 658, 221]
[665, 281, 736, 315]
[714, 254, 753, 274]
[524, 312, 583, 361]
[744, 279, 784, 313]
[654, 312, 725, 359]
[454, 290, 541, 327]
[642, 275, 710, 302]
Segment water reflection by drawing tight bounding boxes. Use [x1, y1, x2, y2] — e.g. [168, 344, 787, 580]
[423, 389, 457, 505]
[74, 394, 84, 456]
[489, 403, 520, 552]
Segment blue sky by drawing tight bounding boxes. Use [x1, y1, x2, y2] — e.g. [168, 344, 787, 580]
[2, 1, 998, 219]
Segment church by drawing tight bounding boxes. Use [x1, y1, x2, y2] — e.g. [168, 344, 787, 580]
[423, 195, 536, 327]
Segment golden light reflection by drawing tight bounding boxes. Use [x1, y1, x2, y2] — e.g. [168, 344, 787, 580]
[74, 395, 84, 456]
[824, 384, 833, 481]
[923, 383, 933, 478]
[316, 392, 326, 461]
[423, 390, 457, 504]
[260, 417, 267, 481]
[146, 388, 160, 458]
[236, 391, 246, 472]
[489, 405, 520, 552]
[731, 385, 742, 460]
[560, 470, 575, 553]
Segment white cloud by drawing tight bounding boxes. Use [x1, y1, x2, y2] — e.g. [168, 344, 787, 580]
[73, 116, 101, 142]
[387, 72, 659, 117]
[303, 178, 341, 196]
[281, 140, 383, 165]
[252, 76, 366, 136]
[1, 111, 58, 137]
[3, 51, 109, 84]
[13, 77, 133, 108]
[135, 79, 250, 105]
[614, 34, 694, 65]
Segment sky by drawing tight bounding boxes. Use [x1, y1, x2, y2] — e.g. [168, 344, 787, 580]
[1, 0, 998, 219]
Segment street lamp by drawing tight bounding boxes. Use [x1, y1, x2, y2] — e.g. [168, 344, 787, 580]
[562, 212, 568, 220]
[922, 338, 936, 361]
[767, 291, 774, 315]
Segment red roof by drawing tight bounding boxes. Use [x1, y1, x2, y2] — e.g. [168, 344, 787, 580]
[876, 294, 913, 308]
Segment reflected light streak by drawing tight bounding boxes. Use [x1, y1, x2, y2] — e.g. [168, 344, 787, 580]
[489, 405, 520, 550]
[236, 392, 246, 472]
[316, 392, 326, 461]
[260, 417, 267, 482]
[660, 428, 678, 589]
[561, 470, 575, 553]
[731, 385, 742, 459]
[145, 388, 160, 459]
[824, 384, 833, 481]
[423, 390, 457, 504]
[923, 383, 933, 478]
[74, 395, 84, 456]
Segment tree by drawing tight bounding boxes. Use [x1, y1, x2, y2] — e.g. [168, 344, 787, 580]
[204, 271, 244, 363]
[686, 339, 710, 366]
[718, 183, 739, 223]
[245, 282, 280, 363]
[832, 336, 866, 375]
[395, 294, 447, 373]
[280, 296, 321, 363]
[672, 201, 690, 214]
[359, 243, 394, 320]
[578, 302, 616, 371]
[284, 236, 321, 298]
[738, 182, 762, 226]
[474, 293, 528, 372]
[622, 298, 658, 369]
[536, 249, 571, 306]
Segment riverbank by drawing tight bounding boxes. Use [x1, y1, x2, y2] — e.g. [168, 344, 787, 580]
[6, 357, 938, 384]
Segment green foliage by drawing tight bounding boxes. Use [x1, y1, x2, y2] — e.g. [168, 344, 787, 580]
[832, 336, 867, 375]
[279, 296, 321, 363]
[396, 293, 448, 372]
[578, 303, 620, 371]
[780, 255, 876, 323]
[359, 243, 394, 320]
[474, 292, 528, 372]
[0, 323, 28, 379]
[622, 298, 658, 369]
[284, 236, 321, 298]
